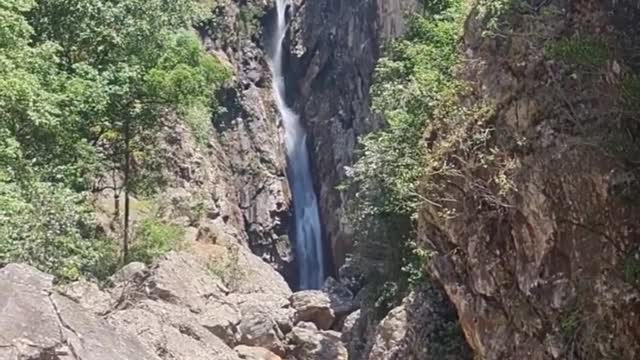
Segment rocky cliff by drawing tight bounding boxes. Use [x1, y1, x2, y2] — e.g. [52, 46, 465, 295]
[288, 0, 420, 270]
[419, 1, 640, 359]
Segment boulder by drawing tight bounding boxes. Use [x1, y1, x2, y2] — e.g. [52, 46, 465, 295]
[0, 264, 158, 360]
[59, 279, 112, 315]
[340, 309, 361, 344]
[200, 298, 242, 346]
[234, 345, 282, 360]
[286, 322, 348, 360]
[322, 277, 357, 317]
[233, 246, 292, 298]
[367, 302, 408, 359]
[110, 261, 148, 285]
[230, 293, 290, 355]
[107, 300, 240, 360]
[145, 251, 228, 311]
[290, 290, 335, 330]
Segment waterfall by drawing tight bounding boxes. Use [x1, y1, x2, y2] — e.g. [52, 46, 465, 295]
[268, 0, 325, 290]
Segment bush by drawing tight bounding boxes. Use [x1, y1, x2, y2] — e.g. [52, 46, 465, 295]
[343, 0, 468, 300]
[0, 181, 116, 281]
[129, 216, 185, 264]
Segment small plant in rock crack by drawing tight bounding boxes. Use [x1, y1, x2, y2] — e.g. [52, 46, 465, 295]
[546, 36, 610, 71]
[207, 244, 243, 288]
[623, 250, 640, 286]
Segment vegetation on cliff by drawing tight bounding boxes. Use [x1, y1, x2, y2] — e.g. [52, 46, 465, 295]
[344, 0, 470, 312]
[0, 0, 229, 280]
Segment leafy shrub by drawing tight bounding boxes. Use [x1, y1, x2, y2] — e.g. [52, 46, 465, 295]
[343, 0, 468, 300]
[129, 217, 185, 264]
[476, 0, 514, 37]
[0, 182, 116, 281]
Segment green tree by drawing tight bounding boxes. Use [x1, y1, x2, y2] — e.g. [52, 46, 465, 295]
[29, 0, 230, 260]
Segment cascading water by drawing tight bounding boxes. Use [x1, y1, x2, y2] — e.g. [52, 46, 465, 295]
[268, 0, 325, 289]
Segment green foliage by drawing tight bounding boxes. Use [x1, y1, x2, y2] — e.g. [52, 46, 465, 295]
[620, 74, 640, 113]
[0, 181, 116, 281]
[237, 4, 265, 37]
[623, 253, 640, 286]
[546, 36, 610, 70]
[344, 0, 468, 300]
[1, 0, 229, 269]
[476, 0, 514, 37]
[401, 240, 433, 289]
[129, 217, 185, 264]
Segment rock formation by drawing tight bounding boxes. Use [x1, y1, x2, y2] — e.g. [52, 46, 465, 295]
[0, 252, 354, 360]
[419, 1, 640, 359]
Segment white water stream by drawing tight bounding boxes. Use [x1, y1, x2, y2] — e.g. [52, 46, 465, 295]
[269, 0, 325, 289]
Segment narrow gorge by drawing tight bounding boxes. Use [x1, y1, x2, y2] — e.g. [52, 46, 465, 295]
[2, 0, 640, 359]
[269, 0, 325, 289]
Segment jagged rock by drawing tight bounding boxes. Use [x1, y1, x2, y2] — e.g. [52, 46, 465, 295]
[286, 322, 348, 360]
[110, 261, 148, 284]
[338, 256, 365, 294]
[367, 302, 407, 359]
[290, 290, 335, 330]
[366, 286, 471, 360]
[419, 2, 640, 359]
[340, 309, 361, 344]
[59, 279, 112, 315]
[322, 277, 357, 317]
[107, 299, 240, 360]
[290, 0, 419, 272]
[230, 293, 291, 355]
[234, 345, 282, 360]
[145, 251, 228, 311]
[0, 264, 158, 360]
[233, 245, 293, 298]
[200, 298, 243, 346]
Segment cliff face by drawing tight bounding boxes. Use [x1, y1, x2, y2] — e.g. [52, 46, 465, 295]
[190, 0, 421, 276]
[186, 0, 296, 280]
[419, 1, 640, 359]
[289, 0, 419, 270]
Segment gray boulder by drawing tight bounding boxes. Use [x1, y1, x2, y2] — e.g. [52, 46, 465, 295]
[286, 322, 348, 360]
[0, 264, 158, 360]
[290, 290, 335, 330]
[322, 277, 358, 317]
[234, 345, 282, 360]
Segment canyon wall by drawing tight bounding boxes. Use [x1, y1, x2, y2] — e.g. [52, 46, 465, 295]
[419, 1, 640, 359]
[290, 0, 420, 270]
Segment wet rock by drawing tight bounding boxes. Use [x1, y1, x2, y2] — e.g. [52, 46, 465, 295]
[290, 290, 335, 330]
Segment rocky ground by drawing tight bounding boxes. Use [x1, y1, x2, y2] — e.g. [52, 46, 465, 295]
[0, 249, 407, 359]
[1, 249, 471, 360]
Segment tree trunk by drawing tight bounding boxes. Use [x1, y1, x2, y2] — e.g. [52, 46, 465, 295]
[123, 119, 131, 263]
